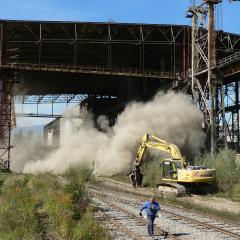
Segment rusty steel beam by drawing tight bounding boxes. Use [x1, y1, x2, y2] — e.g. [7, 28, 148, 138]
[208, 1, 218, 154]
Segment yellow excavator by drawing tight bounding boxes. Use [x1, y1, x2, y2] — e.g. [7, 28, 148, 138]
[130, 134, 216, 196]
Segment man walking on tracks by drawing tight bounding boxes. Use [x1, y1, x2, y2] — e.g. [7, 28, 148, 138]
[139, 197, 160, 237]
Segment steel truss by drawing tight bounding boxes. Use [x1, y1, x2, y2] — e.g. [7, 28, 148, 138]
[15, 94, 87, 104]
[187, 0, 240, 152]
[0, 78, 15, 169]
[218, 80, 240, 151]
[14, 94, 119, 123]
[187, 1, 219, 153]
[14, 94, 87, 118]
[0, 23, 15, 169]
[4, 21, 191, 75]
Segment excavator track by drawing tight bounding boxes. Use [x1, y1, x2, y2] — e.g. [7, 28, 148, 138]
[158, 182, 186, 197]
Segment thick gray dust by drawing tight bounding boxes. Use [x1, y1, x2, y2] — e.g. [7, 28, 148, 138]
[21, 91, 205, 175]
[11, 133, 50, 173]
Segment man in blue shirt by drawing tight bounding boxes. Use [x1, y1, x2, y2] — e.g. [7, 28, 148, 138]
[139, 197, 160, 236]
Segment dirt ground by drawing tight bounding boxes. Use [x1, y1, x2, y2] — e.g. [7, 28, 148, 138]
[181, 194, 240, 214]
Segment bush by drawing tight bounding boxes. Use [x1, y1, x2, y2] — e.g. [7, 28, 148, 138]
[0, 172, 11, 187]
[47, 165, 109, 239]
[45, 190, 74, 239]
[73, 207, 111, 240]
[63, 165, 93, 184]
[0, 175, 41, 240]
[65, 177, 89, 220]
[141, 155, 162, 187]
[195, 149, 240, 194]
[0, 166, 110, 240]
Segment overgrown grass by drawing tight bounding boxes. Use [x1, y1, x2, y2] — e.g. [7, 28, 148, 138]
[105, 174, 130, 184]
[46, 165, 110, 240]
[0, 166, 111, 240]
[0, 171, 11, 189]
[73, 207, 111, 240]
[142, 159, 162, 187]
[195, 149, 240, 199]
[0, 174, 41, 240]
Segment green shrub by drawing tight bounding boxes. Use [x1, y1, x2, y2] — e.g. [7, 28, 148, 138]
[0, 172, 11, 187]
[0, 166, 110, 240]
[141, 155, 162, 187]
[45, 190, 74, 239]
[232, 183, 240, 199]
[27, 173, 63, 201]
[46, 165, 107, 239]
[63, 165, 93, 184]
[63, 165, 93, 220]
[195, 149, 240, 194]
[73, 207, 111, 240]
[0, 175, 41, 240]
[65, 177, 89, 220]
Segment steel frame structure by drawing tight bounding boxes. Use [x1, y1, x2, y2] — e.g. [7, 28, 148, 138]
[0, 19, 240, 165]
[3, 21, 191, 74]
[187, 0, 240, 152]
[0, 78, 15, 169]
[15, 94, 87, 104]
[1, 20, 239, 79]
[220, 81, 240, 150]
[0, 24, 15, 169]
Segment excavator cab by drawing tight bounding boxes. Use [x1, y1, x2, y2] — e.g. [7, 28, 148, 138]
[162, 159, 184, 180]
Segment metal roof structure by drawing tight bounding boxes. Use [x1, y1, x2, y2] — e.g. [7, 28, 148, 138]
[0, 19, 240, 165]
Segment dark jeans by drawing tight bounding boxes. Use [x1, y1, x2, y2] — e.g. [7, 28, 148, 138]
[147, 215, 156, 236]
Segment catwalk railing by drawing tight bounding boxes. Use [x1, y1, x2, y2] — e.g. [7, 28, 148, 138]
[217, 51, 240, 68]
[0, 63, 181, 80]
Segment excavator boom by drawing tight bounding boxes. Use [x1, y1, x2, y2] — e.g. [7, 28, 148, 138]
[135, 134, 185, 166]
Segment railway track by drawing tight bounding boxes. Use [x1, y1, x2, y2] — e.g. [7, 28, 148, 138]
[94, 193, 179, 240]
[162, 202, 240, 229]
[91, 186, 240, 240]
[95, 208, 145, 240]
[162, 204, 240, 238]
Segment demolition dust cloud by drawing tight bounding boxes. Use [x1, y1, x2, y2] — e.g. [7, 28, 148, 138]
[13, 91, 205, 175]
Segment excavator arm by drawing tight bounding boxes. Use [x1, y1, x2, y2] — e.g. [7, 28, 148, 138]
[129, 133, 186, 187]
[134, 134, 186, 167]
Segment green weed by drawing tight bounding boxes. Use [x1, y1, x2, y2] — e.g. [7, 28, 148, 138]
[0, 165, 111, 240]
[195, 149, 240, 198]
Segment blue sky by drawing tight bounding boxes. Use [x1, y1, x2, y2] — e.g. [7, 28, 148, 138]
[1, 0, 239, 33]
[1, 0, 239, 127]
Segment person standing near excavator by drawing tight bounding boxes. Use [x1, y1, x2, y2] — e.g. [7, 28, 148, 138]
[139, 197, 160, 236]
[129, 158, 143, 187]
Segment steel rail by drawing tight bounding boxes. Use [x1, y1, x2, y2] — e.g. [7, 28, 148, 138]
[93, 192, 179, 240]
[162, 209, 240, 239]
[95, 211, 145, 240]
[91, 187, 240, 239]
[93, 181, 240, 229]
[162, 201, 240, 229]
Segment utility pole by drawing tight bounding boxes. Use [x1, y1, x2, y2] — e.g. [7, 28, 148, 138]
[206, 0, 220, 155]
[191, 10, 198, 101]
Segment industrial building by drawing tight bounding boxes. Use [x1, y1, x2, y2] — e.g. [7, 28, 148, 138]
[0, 0, 240, 168]
[43, 104, 83, 147]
